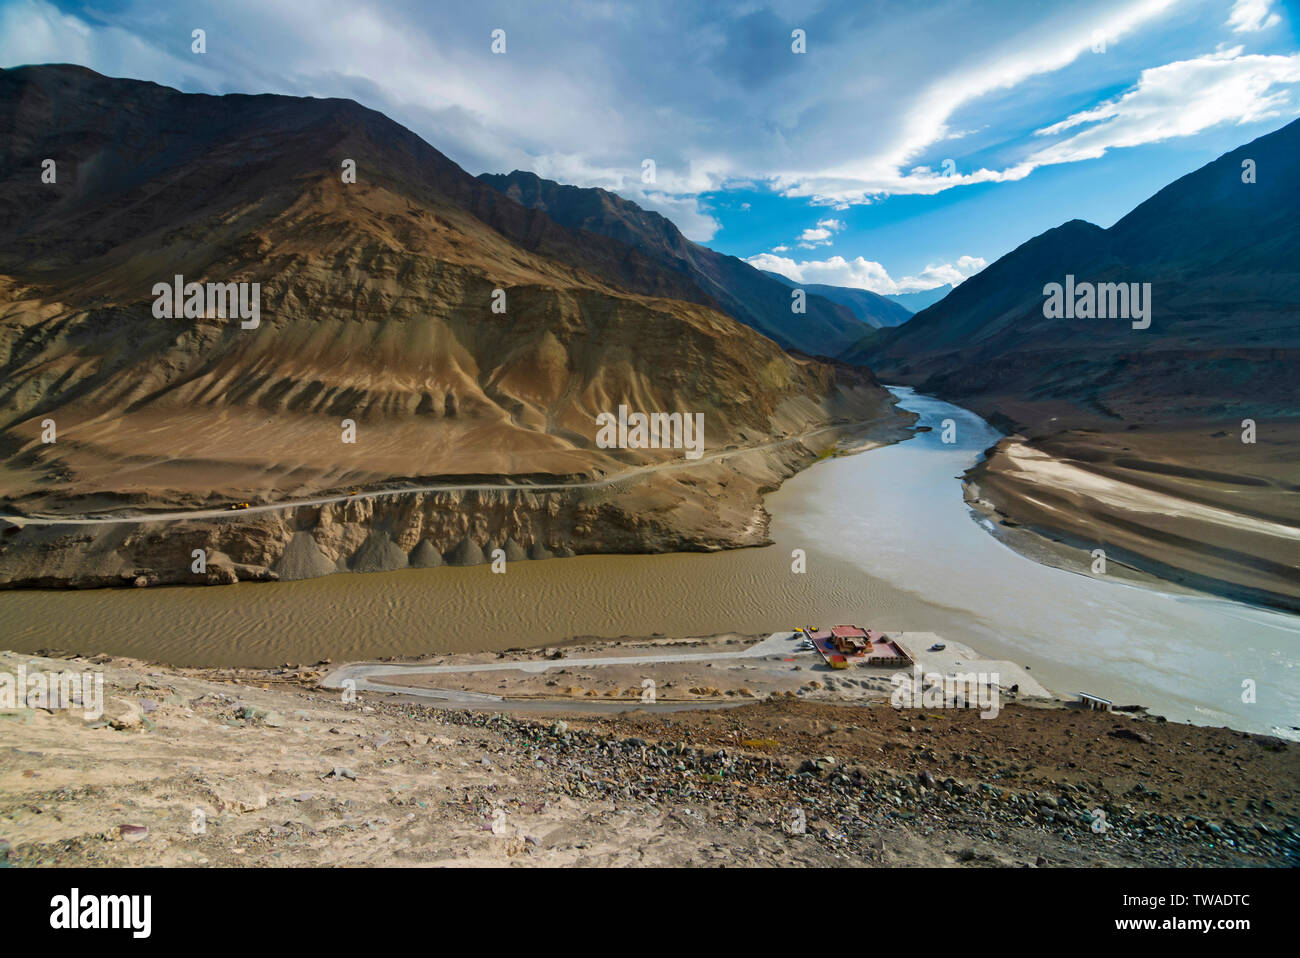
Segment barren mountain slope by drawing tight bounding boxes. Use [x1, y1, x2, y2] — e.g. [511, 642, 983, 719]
[479, 170, 876, 355]
[0, 66, 908, 587]
[0, 65, 895, 510]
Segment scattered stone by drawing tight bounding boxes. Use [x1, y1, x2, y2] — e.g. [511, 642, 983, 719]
[102, 697, 142, 729]
[1110, 727, 1154, 744]
[119, 824, 148, 843]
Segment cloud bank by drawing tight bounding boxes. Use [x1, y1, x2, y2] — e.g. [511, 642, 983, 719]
[746, 253, 987, 295]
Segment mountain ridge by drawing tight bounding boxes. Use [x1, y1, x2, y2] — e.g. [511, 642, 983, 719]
[759, 270, 913, 328]
[0, 64, 909, 588]
[859, 118, 1300, 419]
[479, 169, 874, 357]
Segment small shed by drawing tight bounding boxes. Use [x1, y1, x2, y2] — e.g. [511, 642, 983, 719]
[1077, 691, 1112, 711]
[830, 625, 868, 654]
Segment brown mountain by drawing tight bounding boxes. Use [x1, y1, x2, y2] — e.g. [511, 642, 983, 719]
[479, 170, 874, 356]
[0, 64, 907, 587]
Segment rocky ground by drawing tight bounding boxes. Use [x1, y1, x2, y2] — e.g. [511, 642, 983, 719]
[2, 650, 1295, 867]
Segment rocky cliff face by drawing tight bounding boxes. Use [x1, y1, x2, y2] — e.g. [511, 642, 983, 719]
[1, 414, 909, 588]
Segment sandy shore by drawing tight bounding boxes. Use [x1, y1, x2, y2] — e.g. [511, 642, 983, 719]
[965, 426, 1300, 612]
[2, 646, 1296, 867]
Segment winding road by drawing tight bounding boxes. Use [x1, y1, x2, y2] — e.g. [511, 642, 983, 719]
[321, 630, 804, 713]
[5, 421, 881, 527]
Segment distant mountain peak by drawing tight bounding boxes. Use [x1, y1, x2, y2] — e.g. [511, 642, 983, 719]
[479, 170, 874, 358]
[758, 270, 913, 329]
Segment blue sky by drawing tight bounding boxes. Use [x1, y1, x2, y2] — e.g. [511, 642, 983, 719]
[1, 0, 1297, 292]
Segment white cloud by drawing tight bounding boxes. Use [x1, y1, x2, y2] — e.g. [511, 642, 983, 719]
[790, 216, 846, 249]
[783, 44, 1300, 205]
[631, 190, 722, 242]
[0, 0, 221, 86]
[745, 253, 986, 294]
[1027, 49, 1300, 167]
[796, 226, 832, 248]
[1227, 0, 1281, 33]
[0, 0, 1194, 224]
[3, 0, 1294, 253]
[773, 0, 1182, 205]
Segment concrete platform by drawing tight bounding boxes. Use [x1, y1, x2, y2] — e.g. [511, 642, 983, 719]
[892, 632, 1054, 699]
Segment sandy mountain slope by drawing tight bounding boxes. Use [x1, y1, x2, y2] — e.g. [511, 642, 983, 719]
[0, 66, 907, 587]
[0, 65, 894, 512]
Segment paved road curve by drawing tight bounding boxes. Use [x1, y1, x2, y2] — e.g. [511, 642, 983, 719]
[8, 422, 875, 527]
[321, 631, 803, 713]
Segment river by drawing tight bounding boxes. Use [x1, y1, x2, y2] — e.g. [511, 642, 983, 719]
[2, 388, 1296, 737]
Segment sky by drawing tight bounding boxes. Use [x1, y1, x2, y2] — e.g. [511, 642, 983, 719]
[1, 0, 1297, 293]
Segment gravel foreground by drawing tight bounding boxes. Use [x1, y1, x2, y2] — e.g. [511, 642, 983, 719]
[1, 651, 1296, 868]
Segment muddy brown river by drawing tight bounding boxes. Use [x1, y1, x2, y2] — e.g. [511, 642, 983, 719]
[2, 389, 1296, 738]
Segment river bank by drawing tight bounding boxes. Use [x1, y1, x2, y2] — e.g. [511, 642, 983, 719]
[2, 389, 1296, 740]
[3, 649, 1295, 867]
[964, 425, 1300, 614]
[318, 629, 1054, 711]
[0, 404, 915, 590]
